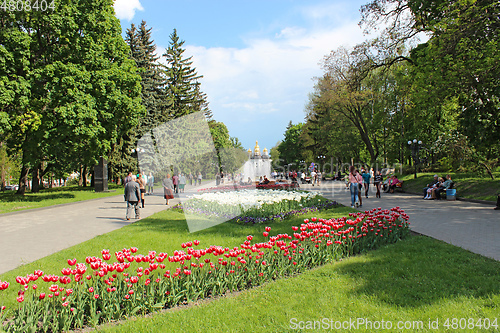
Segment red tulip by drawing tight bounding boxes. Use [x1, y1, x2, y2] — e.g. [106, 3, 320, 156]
[67, 259, 77, 266]
[193, 240, 200, 246]
[39, 293, 45, 300]
[263, 232, 269, 237]
[247, 235, 253, 241]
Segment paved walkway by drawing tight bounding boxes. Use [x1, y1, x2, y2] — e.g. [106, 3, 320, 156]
[302, 181, 500, 261]
[0, 183, 209, 275]
[0, 180, 498, 274]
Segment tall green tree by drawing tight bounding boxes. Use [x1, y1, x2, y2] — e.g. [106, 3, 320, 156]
[162, 29, 211, 119]
[360, 0, 500, 171]
[125, 20, 171, 131]
[0, 0, 144, 193]
[277, 122, 304, 169]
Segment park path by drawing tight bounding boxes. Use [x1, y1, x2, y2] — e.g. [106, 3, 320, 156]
[0, 182, 211, 275]
[302, 181, 500, 261]
[0, 180, 498, 275]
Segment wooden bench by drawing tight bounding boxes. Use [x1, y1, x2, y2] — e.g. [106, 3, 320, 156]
[382, 181, 404, 193]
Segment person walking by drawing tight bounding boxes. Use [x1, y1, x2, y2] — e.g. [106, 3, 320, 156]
[137, 173, 146, 208]
[188, 173, 193, 186]
[172, 173, 179, 194]
[495, 194, 500, 210]
[373, 170, 383, 198]
[162, 174, 174, 205]
[197, 172, 202, 186]
[179, 173, 186, 193]
[349, 166, 363, 208]
[123, 172, 133, 187]
[147, 172, 154, 195]
[362, 168, 371, 198]
[124, 175, 141, 220]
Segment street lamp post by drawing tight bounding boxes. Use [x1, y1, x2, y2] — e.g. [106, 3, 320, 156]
[407, 139, 422, 179]
[131, 148, 145, 172]
[317, 155, 325, 171]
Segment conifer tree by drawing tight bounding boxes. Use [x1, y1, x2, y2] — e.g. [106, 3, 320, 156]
[162, 29, 211, 119]
[125, 21, 170, 132]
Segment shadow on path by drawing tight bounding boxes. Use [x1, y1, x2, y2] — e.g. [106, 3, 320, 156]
[334, 235, 500, 308]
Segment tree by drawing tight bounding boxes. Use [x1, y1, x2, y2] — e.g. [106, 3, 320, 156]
[277, 122, 304, 168]
[0, 0, 144, 193]
[162, 29, 211, 119]
[125, 21, 171, 132]
[317, 47, 382, 163]
[360, 0, 500, 170]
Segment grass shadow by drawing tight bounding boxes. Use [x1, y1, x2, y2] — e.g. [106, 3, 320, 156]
[333, 234, 500, 308]
[0, 192, 75, 203]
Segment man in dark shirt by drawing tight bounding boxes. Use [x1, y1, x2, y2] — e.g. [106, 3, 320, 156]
[423, 175, 439, 199]
[124, 175, 141, 220]
[495, 194, 500, 210]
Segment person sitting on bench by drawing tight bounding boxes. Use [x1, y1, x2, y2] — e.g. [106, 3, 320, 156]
[423, 175, 440, 199]
[387, 175, 401, 193]
[435, 174, 453, 200]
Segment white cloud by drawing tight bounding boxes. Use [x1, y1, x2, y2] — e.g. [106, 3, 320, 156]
[153, 3, 371, 149]
[184, 21, 367, 114]
[113, 0, 144, 21]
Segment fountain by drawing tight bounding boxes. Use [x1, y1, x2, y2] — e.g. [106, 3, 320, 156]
[242, 141, 271, 181]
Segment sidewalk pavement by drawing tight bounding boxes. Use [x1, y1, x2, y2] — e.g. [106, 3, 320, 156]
[301, 181, 500, 261]
[0, 183, 209, 275]
[1, 180, 498, 275]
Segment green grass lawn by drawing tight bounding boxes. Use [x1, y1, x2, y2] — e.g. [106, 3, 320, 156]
[400, 172, 500, 202]
[0, 184, 122, 214]
[1, 206, 499, 332]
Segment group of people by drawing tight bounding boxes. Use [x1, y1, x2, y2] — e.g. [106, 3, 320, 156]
[123, 170, 205, 219]
[347, 167, 403, 208]
[422, 174, 454, 200]
[123, 171, 154, 220]
[348, 166, 373, 208]
[301, 170, 322, 186]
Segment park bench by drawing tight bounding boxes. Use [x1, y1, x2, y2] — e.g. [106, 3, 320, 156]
[439, 182, 456, 200]
[382, 180, 404, 193]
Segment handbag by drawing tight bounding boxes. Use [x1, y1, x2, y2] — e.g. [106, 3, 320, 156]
[358, 183, 362, 190]
[164, 188, 174, 199]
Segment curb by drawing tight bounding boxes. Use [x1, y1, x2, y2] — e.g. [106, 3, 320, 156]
[401, 190, 496, 206]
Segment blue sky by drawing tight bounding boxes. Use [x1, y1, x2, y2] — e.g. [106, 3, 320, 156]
[114, 0, 371, 155]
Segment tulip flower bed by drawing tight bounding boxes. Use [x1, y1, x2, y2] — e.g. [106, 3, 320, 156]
[181, 189, 330, 223]
[0, 207, 409, 332]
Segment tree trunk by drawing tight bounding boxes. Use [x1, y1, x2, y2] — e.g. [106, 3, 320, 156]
[32, 164, 41, 193]
[90, 165, 95, 188]
[78, 165, 84, 186]
[17, 165, 29, 195]
[82, 165, 88, 187]
[479, 162, 494, 180]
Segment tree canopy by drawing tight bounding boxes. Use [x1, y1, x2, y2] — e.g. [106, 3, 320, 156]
[0, 0, 144, 192]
